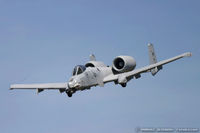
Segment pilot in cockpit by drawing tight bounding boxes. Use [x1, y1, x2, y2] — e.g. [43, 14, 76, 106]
[72, 65, 86, 76]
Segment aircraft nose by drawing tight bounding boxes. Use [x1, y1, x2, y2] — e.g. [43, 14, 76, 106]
[68, 81, 74, 88]
[68, 79, 80, 89]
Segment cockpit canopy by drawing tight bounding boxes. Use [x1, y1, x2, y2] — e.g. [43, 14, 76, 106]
[72, 65, 86, 76]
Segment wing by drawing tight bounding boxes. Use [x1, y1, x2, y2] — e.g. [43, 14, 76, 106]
[103, 52, 192, 83]
[10, 83, 68, 93]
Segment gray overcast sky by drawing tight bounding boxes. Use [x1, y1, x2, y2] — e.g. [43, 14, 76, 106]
[0, 0, 199, 133]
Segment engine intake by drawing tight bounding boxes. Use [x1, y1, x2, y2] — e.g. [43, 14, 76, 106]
[112, 56, 136, 73]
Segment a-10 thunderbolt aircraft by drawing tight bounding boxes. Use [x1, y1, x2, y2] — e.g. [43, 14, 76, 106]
[10, 44, 192, 97]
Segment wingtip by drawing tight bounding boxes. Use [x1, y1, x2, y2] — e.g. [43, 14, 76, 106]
[9, 85, 12, 90]
[184, 52, 192, 57]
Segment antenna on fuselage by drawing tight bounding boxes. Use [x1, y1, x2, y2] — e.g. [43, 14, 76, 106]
[89, 54, 96, 61]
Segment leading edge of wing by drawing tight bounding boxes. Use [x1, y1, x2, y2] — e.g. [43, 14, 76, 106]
[10, 82, 68, 90]
[126, 52, 192, 77]
[126, 52, 191, 75]
[103, 52, 192, 83]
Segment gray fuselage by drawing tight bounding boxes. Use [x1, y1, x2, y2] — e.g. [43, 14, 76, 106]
[69, 66, 112, 90]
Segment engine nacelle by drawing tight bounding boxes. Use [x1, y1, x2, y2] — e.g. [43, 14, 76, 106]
[112, 56, 136, 73]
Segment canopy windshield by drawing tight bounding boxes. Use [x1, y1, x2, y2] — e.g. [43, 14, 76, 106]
[72, 65, 86, 76]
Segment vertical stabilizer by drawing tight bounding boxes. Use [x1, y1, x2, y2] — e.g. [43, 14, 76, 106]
[89, 54, 96, 61]
[148, 43, 157, 64]
[148, 43, 162, 76]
